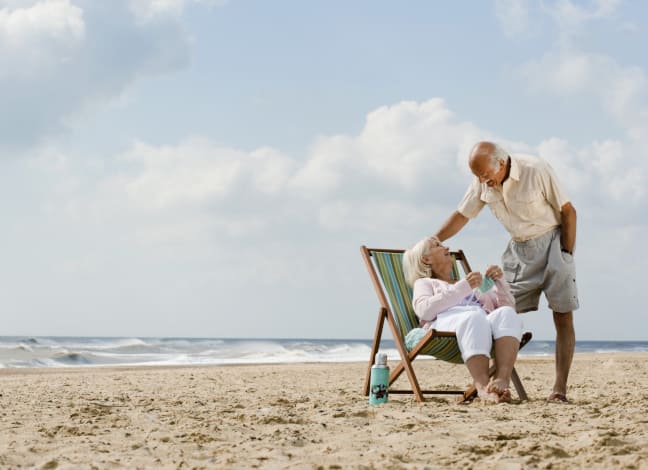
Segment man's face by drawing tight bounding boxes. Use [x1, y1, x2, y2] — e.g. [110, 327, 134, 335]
[470, 156, 505, 187]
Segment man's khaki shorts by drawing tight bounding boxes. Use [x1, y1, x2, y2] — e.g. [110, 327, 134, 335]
[502, 228, 579, 313]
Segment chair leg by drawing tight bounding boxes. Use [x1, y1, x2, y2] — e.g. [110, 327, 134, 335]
[510, 332, 531, 400]
[384, 316, 425, 402]
[511, 367, 527, 401]
[364, 308, 387, 396]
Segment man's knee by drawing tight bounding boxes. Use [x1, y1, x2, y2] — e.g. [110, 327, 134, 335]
[553, 311, 574, 330]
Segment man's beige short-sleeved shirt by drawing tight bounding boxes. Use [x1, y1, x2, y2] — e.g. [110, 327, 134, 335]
[457, 154, 570, 242]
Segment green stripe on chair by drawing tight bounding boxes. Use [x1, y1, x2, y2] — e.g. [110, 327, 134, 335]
[451, 254, 460, 281]
[417, 336, 464, 364]
[371, 250, 464, 364]
[372, 251, 418, 336]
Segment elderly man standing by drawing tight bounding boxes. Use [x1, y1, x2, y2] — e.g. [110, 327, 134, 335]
[435, 141, 578, 402]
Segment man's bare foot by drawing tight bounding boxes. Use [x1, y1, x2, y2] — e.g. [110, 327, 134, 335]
[547, 392, 569, 403]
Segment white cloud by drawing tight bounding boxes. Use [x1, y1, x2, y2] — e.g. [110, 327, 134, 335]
[507, 0, 648, 208]
[536, 138, 589, 193]
[0, 0, 84, 43]
[544, 0, 622, 35]
[534, 136, 647, 206]
[586, 140, 645, 203]
[128, 0, 226, 22]
[28, 99, 487, 249]
[0, 0, 200, 150]
[318, 200, 427, 235]
[293, 99, 484, 194]
[35, 98, 644, 253]
[111, 139, 296, 212]
[495, 0, 531, 38]
[0, 0, 85, 77]
[518, 48, 648, 126]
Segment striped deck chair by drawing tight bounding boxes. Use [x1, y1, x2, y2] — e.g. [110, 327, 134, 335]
[360, 246, 532, 402]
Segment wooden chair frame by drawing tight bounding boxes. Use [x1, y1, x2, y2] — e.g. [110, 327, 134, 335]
[361, 245, 532, 402]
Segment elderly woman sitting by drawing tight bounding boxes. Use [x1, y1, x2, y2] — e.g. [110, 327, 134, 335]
[403, 236, 523, 403]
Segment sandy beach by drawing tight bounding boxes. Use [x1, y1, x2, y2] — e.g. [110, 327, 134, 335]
[1, 353, 647, 469]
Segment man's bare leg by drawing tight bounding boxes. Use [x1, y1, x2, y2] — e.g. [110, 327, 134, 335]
[552, 310, 575, 400]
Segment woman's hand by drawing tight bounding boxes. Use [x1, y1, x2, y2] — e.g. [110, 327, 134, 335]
[465, 271, 483, 289]
[485, 265, 504, 280]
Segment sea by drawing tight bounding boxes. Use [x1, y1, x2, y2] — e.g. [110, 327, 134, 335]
[1, 336, 647, 369]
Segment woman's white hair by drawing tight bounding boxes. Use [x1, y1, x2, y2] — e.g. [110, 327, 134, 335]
[488, 143, 509, 170]
[402, 236, 436, 287]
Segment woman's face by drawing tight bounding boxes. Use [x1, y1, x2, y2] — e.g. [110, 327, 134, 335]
[422, 238, 452, 275]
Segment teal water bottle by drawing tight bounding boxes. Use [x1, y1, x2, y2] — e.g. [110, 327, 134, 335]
[369, 352, 389, 405]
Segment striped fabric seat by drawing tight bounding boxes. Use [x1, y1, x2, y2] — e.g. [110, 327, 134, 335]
[371, 250, 464, 364]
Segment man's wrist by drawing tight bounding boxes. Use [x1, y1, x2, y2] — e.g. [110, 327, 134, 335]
[561, 247, 572, 255]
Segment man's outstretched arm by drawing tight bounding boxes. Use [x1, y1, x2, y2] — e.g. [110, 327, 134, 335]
[435, 211, 469, 242]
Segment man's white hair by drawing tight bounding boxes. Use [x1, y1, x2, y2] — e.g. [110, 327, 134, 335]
[488, 143, 509, 169]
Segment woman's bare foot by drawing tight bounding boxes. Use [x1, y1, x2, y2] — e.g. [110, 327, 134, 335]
[496, 388, 512, 403]
[487, 378, 512, 403]
[477, 386, 500, 403]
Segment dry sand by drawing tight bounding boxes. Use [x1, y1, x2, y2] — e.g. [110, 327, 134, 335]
[1, 353, 647, 469]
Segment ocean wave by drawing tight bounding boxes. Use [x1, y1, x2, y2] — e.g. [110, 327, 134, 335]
[52, 352, 92, 365]
[0, 337, 646, 369]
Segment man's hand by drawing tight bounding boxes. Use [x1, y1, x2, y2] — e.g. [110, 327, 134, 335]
[435, 211, 469, 242]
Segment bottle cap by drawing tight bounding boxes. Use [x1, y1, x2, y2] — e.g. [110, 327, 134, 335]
[374, 352, 388, 367]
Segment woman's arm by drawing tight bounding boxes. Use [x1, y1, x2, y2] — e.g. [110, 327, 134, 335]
[412, 278, 473, 322]
[492, 278, 515, 308]
[482, 265, 515, 309]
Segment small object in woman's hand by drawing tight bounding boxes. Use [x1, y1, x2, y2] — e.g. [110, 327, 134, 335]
[478, 276, 495, 293]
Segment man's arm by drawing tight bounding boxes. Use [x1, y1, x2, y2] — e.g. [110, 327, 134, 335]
[560, 202, 577, 254]
[435, 211, 469, 242]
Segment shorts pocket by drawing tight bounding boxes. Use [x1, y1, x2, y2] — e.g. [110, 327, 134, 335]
[503, 262, 520, 283]
[560, 251, 574, 263]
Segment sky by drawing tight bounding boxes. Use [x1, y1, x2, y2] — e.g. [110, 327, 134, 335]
[1, 0, 647, 341]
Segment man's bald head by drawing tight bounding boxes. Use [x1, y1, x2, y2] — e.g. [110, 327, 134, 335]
[469, 141, 496, 168]
[468, 141, 509, 187]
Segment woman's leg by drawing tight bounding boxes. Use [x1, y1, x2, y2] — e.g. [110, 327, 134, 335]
[436, 307, 498, 401]
[465, 354, 498, 401]
[487, 306, 523, 400]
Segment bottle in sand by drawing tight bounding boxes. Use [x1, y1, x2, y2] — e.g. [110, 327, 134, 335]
[369, 352, 389, 405]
